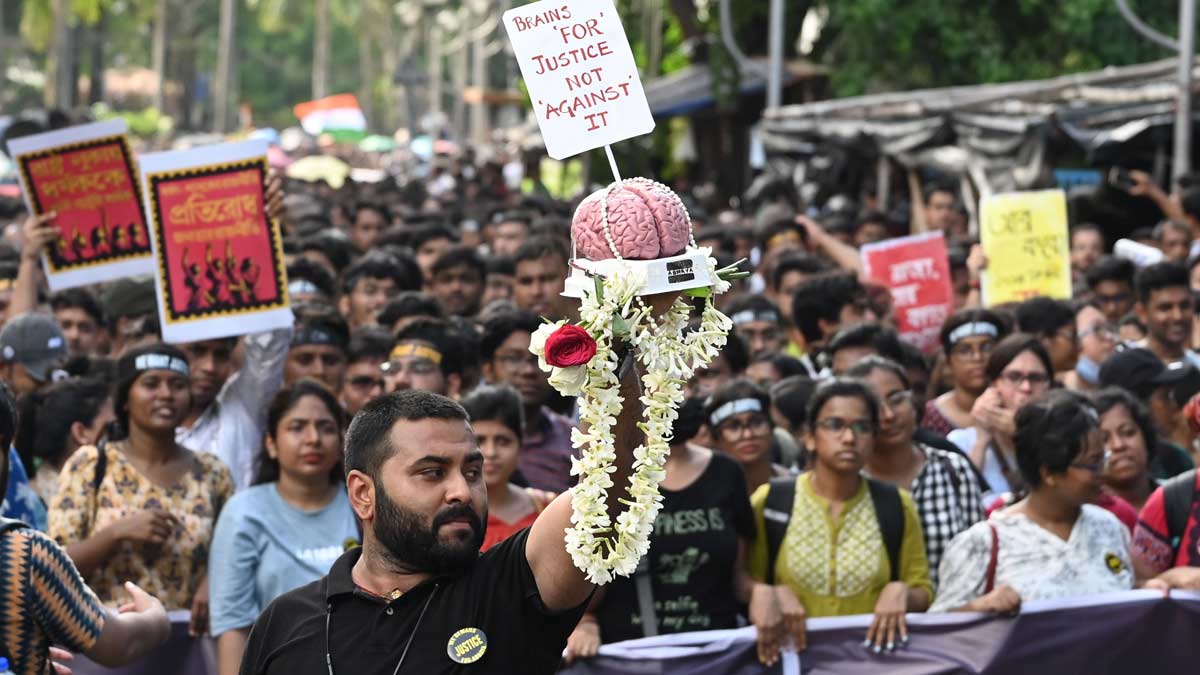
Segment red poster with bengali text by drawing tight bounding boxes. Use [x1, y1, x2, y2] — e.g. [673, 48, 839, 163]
[861, 232, 954, 353]
[147, 161, 283, 322]
[11, 123, 155, 289]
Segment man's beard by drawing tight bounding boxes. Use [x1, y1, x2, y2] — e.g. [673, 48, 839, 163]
[373, 483, 487, 576]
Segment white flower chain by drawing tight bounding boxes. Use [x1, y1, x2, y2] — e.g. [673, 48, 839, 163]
[549, 253, 731, 584]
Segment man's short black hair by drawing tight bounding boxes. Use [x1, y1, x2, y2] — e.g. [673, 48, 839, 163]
[408, 224, 459, 250]
[1015, 297, 1076, 337]
[348, 327, 394, 365]
[513, 236, 569, 267]
[826, 322, 905, 363]
[432, 246, 487, 279]
[378, 291, 444, 329]
[341, 250, 422, 295]
[354, 200, 391, 224]
[1085, 255, 1136, 290]
[287, 257, 339, 300]
[394, 318, 464, 377]
[923, 182, 956, 205]
[480, 311, 542, 362]
[298, 232, 355, 272]
[790, 271, 864, 344]
[1134, 261, 1189, 304]
[50, 288, 104, 326]
[770, 253, 830, 291]
[344, 390, 469, 481]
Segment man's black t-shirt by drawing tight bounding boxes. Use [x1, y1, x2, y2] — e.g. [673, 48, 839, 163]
[239, 528, 588, 675]
[595, 453, 754, 642]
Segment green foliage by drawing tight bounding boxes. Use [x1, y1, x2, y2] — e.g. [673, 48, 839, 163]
[822, 0, 1181, 95]
[90, 102, 173, 137]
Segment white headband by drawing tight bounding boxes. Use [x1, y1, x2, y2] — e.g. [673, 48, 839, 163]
[709, 398, 763, 427]
[134, 353, 189, 377]
[731, 310, 779, 326]
[288, 279, 321, 295]
[948, 321, 999, 345]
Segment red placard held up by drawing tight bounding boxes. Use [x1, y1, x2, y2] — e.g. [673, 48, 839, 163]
[10, 120, 155, 290]
[861, 232, 954, 353]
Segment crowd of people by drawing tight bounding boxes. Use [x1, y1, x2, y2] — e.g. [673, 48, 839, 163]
[6, 115, 1200, 674]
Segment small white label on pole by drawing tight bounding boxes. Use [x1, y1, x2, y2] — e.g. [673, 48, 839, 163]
[503, 0, 655, 160]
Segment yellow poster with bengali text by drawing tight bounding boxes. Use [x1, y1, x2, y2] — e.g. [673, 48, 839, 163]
[980, 189, 1071, 307]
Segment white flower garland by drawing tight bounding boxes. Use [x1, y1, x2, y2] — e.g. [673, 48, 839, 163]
[531, 249, 732, 584]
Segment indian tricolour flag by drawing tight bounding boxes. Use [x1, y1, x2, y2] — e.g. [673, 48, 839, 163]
[293, 94, 368, 135]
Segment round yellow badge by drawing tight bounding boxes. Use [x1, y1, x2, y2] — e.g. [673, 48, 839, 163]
[447, 627, 488, 664]
[343, 537, 360, 552]
[1105, 552, 1124, 574]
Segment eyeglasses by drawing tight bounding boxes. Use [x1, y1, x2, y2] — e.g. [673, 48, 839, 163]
[880, 389, 913, 410]
[815, 417, 874, 437]
[1070, 450, 1111, 473]
[1079, 324, 1118, 341]
[1054, 327, 1078, 343]
[382, 358, 439, 376]
[999, 370, 1051, 387]
[347, 375, 385, 391]
[950, 341, 994, 360]
[719, 415, 771, 439]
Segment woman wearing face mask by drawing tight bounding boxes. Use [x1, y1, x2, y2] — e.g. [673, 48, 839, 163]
[460, 385, 555, 552]
[948, 334, 1054, 498]
[704, 379, 791, 496]
[208, 380, 358, 675]
[847, 357, 985, 588]
[932, 391, 1171, 613]
[1062, 303, 1116, 392]
[16, 377, 115, 504]
[748, 379, 932, 661]
[49, 344, 233, 640]
[922, 310, 1009, 436]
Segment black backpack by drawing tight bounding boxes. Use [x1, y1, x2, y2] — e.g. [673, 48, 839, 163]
[762, 476, 904, 585]
[1162, 469, 1197, 554]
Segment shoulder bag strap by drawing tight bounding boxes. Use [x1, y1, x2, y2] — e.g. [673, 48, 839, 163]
[984, 523, 999, 594]
[90, 441, 108, 528]
[763, 477, 798, 586]
[866, 479, 905, 582]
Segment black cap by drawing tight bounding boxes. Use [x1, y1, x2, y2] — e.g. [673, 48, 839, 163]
[1099, 348, 1194, 400]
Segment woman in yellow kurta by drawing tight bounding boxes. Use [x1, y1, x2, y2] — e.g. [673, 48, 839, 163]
[749, 378, 932, 661]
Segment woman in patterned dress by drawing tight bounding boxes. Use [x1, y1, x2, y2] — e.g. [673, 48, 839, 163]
[932, 390, 1167, 613]
[848, 356, 984, 589]
[49, 344, 233, 639]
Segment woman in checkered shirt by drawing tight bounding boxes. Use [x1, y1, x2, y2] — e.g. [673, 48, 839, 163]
[848, 357, 985, 589]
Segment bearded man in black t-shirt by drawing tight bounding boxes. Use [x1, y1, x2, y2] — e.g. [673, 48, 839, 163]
[240, 354, 651, 674]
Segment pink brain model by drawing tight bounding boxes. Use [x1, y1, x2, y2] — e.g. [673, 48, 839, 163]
[571, 178, 692, 260]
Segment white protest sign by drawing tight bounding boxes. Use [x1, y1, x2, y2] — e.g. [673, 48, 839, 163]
[503, 0, 655, 160]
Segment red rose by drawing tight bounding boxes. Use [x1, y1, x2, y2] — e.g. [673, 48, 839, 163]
[544, 324, 597, 368]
